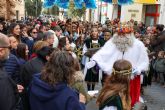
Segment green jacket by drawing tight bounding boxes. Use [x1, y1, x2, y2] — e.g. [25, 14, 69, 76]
[71, 71, 92, 103]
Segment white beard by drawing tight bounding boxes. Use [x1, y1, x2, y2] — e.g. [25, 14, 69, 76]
[112, 33, 135, 52]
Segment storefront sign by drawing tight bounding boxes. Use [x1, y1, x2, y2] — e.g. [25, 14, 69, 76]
[120, 4, 143, 22]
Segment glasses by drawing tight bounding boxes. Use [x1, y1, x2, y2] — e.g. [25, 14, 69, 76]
[32, 32, 37, 34]
[0, 45, 11, 48]
[0, 45, 10, 52]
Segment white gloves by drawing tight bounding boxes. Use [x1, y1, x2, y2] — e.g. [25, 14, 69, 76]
[131, 69, 141, 80]
[86, 60, 96, 69]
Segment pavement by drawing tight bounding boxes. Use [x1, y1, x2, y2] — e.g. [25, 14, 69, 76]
[86, 82, 165, 110]
[143, 83, 165, 110]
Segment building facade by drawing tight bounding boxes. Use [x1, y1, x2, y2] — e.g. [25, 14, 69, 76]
[121, 1, 160, 26]
[85, 0, 164, 26]
[14, 0, 25, 20]
[159, 0, 165, 25]
[0, 0, 25, 20]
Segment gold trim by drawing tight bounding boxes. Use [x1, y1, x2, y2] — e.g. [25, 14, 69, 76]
[113, 68, 132, 75]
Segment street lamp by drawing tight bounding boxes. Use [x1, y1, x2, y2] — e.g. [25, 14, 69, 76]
[36, 0, 38, 17]
[99, 1, 102, 22]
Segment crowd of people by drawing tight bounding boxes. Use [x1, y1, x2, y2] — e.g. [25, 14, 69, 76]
[0, 16, 165, 110]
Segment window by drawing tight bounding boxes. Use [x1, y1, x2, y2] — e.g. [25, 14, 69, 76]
[145, 4, 160, 26]
[146, 5, 157, 13]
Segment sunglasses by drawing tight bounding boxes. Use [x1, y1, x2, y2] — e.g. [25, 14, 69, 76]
[32, 32, 37, 34]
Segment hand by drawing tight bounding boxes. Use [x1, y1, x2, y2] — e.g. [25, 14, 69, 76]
[131, 74, 135, 80]
[90, 94, 97, 98]
[132, 68, 141, 75]
[131, 69, 141, 80]
[79, 93, 86, 104]
[17, 85, 24, 93]
[86, 60, 96, 69]
[22, 31, 28, 37]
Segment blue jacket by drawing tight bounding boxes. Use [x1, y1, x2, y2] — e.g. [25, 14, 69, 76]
[29, 74, 86, 110]
[4, 53, 20, 83]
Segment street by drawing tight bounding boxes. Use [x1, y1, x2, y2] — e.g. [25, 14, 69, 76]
[86, 83, 165, 110]
[143, 83, 165, 110]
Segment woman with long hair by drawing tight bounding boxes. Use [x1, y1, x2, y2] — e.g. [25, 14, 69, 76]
[58, 36, 77, 58]
[8, 34, 19, 55]
[97, 60, 132, 110]
[28, 27, 38, 41]
[8, 23, 21, 43]
[16, 43, 29, 62]
[29, 50, 86, 110]
[30, 41, 49, 59]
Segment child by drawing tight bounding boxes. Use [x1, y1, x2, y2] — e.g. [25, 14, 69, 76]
[154, 51, 165, 86]
[97, 60, 132, 110]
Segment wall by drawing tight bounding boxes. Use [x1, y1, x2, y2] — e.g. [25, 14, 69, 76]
[111, 4, 118, 20]
[142, 5, 146, 23]
[85, 1, 114, 23]
[85, 9, 90, 21]
[120, 4, 143, 22]
[14, 0, 25, 20]
[159, 0, 165, 25]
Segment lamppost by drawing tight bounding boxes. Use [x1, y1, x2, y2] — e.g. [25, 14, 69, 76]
[99, 1, 102, 22]
[35, 0, 38, 17]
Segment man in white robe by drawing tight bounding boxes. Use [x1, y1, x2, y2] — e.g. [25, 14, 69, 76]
[87, 32, 149, 107]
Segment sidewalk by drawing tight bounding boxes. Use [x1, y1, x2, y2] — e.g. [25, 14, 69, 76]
[143, 83, 165, 110]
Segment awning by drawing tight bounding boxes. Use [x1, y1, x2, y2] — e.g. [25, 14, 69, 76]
[134, 0, 157, 4]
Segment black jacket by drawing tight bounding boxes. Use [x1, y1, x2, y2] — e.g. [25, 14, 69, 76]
[20, 57, 46, 110]
[0, 61, 18, 110]
[20, 57, 46, 88]
[151, 31, 165, 52]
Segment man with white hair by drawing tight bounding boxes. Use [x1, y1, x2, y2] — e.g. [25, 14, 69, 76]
[87, 23, 149, 107]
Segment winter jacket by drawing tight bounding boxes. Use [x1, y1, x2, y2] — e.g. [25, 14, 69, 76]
[154, 58, 165, 73]
[0, 61, 18, 110]
[4, 53, 21, 83]
[29, 73, 86, 110]
[71, 71, 92, 103]
[20, 57, 45, 88]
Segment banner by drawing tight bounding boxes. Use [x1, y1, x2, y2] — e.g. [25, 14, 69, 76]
[55, 0, 69, 9]
[74, 0, 84, 9]
[102, 0, 112, 3]
[43, 0, 56, 8]
[84, 0, 97, 9]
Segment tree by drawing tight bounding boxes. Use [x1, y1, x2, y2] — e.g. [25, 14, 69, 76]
[25, 0, 42, 17]
[51, 5, 59, 16]
[42, 5, 59, 16]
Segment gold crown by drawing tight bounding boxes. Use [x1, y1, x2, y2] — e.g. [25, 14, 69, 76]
[112, 68, 132, 75]
[116, 22, 134, 35]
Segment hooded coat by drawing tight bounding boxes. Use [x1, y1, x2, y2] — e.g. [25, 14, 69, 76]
[29, 74, 85, 110]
